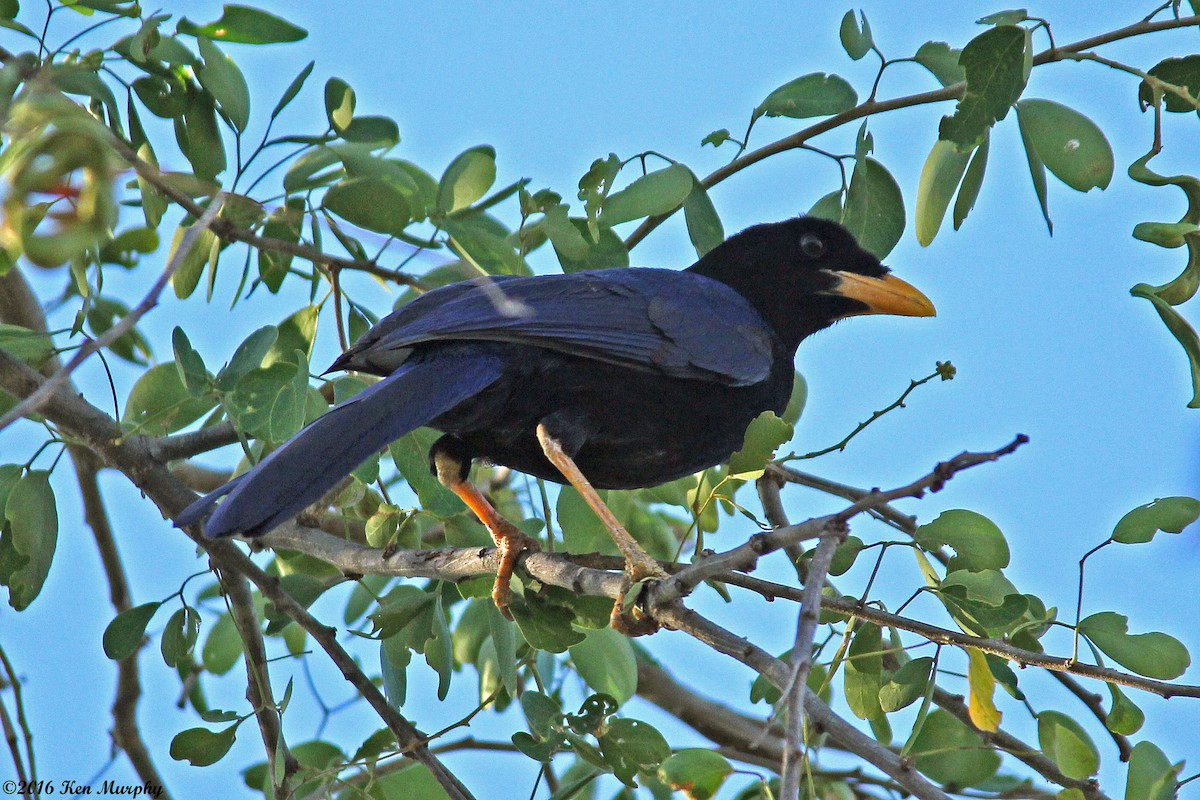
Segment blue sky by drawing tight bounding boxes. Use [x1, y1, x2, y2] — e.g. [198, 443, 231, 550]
[3, 2, 1198, 797]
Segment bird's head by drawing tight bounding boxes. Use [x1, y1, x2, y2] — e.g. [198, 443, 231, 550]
[687, 216, 935, 351]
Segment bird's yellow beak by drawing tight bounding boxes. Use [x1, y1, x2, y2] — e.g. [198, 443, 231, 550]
[829, 271, 936, 318]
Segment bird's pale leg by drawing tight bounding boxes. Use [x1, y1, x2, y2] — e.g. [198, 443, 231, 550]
[535, 423, 666, 635]
[431, 451, 538, 619]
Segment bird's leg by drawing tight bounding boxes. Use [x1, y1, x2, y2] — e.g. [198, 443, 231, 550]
[430, 437, 538, 619]
[535, 422, 666, 636]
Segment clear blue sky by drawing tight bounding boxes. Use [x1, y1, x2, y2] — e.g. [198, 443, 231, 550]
[3, 2, 1197, 797]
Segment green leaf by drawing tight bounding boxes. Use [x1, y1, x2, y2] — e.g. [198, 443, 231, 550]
[839, 10, 873, 60]
[388, 428, 464, 518]
[599, 163, 693, 227]
[683, 178, 724, 258]
[842, 157, 905, 259]
[782, 371, 807, 425]
[443, 213, 530, 275]
[170, 725, 237, 767]
[522, 691, 563, 738]
[939, 25, 1029, 149]
[938, 571, 1028, 637]
[201, 611, 242, 674]
[161, 606, 200, 668]
[755, 73, 858, 119]
[879, 656, 933, 712]
[915, 138, 972, 246]
[1112, 496, 1200, 544]
[1105, 683, 1144, 736]
[953, 133, 990, 229]
[438, 145, 497, 214]
[597, 718, 670, 786]
[808, 189, 843, 222]
[1038, 710, 1099, 780]
[323, 175, 412, 236]
[1017, 103, 1053, 234]
[340, 115, 400, 145]
[1015, 99, 1113, 192]
[1130, 283, 1200, 408]
[271, 60, 313, 119]
[179, 89, 226, 180]
[554, 220, 629, 273]
[195, 37, 250, 132]
[828, 535, 864, 577]
[910, 709, 1001, 788]
[123, 363, 218, 437]
[658, 749, 732, 800]
[488, 603, 519, 697]
[844, 622, 884, 720]
[323, 77, 355, 131]
[102, 601, 161, 660]
[0, 324, 55, 366]
[1139, 56, 1200, 113]
[177, 5, 306, 44]
[214, 325, 277, 391]
[1078, 612, 1190, 680]
[172, 327, 208, 396]
[728, 411, 793, 480]
[266, 305, 319, 367]
[425, 594, 453, 701]
[257, 199, 304, 292]
[914, 41, 966, 87]
[510, 593, 586, 653]
[978, 8, 1029, 25]
[168, 222, 219, 299]
[227, 363, 302, 440]
[1126, 741, 1183, 800]
[569, 627, 637, 706]
[915, 509, 1010, 572]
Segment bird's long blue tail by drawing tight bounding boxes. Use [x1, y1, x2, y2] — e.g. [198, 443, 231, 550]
[175, 351, 504, 538]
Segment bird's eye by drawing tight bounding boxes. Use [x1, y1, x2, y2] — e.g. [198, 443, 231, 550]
[799, 233, 826, 259]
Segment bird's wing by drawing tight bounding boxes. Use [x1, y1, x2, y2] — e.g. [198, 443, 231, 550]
[175, 350, 505, 537]
[335, 269, 775, 386]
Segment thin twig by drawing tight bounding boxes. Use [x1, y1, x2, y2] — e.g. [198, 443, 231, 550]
[781, 521, 845, 799]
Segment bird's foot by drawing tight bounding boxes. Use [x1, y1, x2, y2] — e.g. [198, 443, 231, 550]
[486, 516, 540, 620]
[610, 556, 668, 637]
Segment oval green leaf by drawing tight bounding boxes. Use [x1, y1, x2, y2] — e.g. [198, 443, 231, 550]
[1015, 99, 1113, 192]
[756, 73, 858, 120]
[1038, 710, 1100, 780]
[658, 749, 733, 800]
[599, 163, 692, 227]
[569, 627, 637, 706]
[916, 509, 1010, 572]
[842, 157, 905, 259]
[915, 138, 971, 246]
[1078, 611, 1190, 679]
[1112, 496, 1200, 544]
[196, 37, 250, 132]
[437, 145, 497, 214]
[103, 601, 161, 660]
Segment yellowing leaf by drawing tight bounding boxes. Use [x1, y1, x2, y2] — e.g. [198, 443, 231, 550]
[966, 647, 1001, 731]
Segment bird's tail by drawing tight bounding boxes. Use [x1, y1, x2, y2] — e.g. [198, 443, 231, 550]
[175, 351, 504, 538]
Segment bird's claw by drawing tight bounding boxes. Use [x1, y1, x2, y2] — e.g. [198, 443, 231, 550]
[609, 557, 668, 636]
[488, 520, 540, 621]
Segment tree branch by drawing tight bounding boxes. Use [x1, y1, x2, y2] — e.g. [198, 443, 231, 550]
[622, 14, 1200, 251]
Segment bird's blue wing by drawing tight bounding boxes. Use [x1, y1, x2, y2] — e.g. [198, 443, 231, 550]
[334, 269, 774, 386]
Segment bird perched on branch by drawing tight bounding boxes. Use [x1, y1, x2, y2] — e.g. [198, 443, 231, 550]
[176, 216, 934, 633]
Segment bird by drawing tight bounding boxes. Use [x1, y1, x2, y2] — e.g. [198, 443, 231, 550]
[175, 216, 934, 632]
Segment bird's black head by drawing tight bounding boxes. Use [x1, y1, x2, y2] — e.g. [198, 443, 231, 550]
[686, 216, 934, 352]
